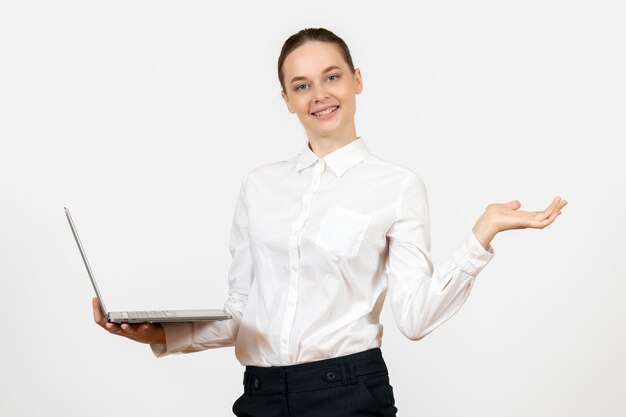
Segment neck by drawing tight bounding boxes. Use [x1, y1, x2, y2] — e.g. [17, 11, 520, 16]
[307, 126, 358, 158]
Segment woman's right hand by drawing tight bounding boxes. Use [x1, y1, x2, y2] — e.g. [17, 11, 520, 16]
[92, 297, 166, 345]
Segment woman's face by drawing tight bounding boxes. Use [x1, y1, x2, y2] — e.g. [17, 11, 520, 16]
[281, 41, 362, 142]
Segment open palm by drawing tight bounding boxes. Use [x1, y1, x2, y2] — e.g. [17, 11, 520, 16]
[488, 196, 568, 232]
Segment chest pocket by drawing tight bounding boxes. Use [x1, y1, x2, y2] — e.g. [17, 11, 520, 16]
[315, 207, 371, 257]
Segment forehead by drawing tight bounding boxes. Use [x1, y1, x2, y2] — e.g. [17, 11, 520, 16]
[283, 41, 346, 81]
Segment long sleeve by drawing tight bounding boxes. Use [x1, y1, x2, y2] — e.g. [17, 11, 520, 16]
[384, 173, 495, 341]
[150, 174, 255, 358]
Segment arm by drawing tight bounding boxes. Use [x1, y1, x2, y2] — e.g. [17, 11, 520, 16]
[91, 175, 255, 355]
[150, 174, 255, 357]
[385, 174, 568, 341]
[385, 174, 495, 341]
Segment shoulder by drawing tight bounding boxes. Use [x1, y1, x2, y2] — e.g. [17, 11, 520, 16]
[362, 153, 427, 190]
[239, 152, 300, 186]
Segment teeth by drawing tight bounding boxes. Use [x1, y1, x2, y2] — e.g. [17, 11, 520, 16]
[314, 106, 338, 116]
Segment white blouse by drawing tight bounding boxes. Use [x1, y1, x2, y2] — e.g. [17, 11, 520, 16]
[150, 137, 495, 366]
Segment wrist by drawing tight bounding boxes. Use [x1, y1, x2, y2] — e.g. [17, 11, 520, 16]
[472, 214, 498, 250]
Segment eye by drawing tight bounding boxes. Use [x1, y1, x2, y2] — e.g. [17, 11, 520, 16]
[328, 74, 340, 81]
[295, 84, 308, 91]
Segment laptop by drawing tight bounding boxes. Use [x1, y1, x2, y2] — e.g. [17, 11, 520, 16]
[65, 207, 232, 324]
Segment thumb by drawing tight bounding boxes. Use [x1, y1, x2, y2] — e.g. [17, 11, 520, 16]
[507, 200, 521, 210]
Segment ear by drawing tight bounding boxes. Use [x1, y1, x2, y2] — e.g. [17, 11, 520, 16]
[281, 90, 295, 114]
[354, 68, 363, 95]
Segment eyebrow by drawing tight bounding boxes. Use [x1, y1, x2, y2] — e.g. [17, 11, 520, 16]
[290, 65, 342, 84]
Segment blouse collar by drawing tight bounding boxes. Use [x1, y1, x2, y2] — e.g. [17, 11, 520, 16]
[295, 136, 370, 177]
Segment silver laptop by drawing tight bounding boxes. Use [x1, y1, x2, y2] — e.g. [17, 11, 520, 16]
[65, 207, 232, 324]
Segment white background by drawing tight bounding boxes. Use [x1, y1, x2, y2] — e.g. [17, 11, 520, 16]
[1, 1, 624, 416]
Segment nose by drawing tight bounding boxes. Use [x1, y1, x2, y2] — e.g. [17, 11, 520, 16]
[311, 81, 329, 102]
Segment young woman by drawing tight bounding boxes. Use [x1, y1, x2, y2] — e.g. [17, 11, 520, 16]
[92, 27, 567, 416]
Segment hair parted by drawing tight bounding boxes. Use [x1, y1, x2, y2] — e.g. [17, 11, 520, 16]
[277, 27, 355, 93]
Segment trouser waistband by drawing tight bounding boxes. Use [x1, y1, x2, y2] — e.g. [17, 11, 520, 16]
[242, 348, 388, 395]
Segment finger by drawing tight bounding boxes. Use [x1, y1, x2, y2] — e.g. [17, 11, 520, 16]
[550, 200, 567, 221]
[507, 200, 521, 210]
[545, 196, 561, 215]
[92, 297, 100, 320]
[121, 323, 144, 334]
[531, 217, 551, 229]
[120, 323, 154, 342]
[93, 297, 106, 327]
[122, 322, 155, 335]
[540, 197, 561, 220]
[135, 323, 152, 332]
[539, 207, 561, 227]
[105, 321, 123, 334]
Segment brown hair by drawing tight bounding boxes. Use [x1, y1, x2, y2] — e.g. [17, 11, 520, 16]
[277, 27, 356, 93]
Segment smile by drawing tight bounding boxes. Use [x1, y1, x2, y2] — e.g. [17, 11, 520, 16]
[312, 106, 339, 118]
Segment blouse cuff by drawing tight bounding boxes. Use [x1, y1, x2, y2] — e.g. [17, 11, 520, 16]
[149, 322, 194, 358]
[450, 230, 496, 277]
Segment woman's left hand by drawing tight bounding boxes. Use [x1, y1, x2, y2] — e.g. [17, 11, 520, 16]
[472, 196, 568, 250]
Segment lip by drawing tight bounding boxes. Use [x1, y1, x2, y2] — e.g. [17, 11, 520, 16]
[311, 105, 340, 120]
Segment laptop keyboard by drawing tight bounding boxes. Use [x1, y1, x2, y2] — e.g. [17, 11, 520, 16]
[124, 311, 176, 319]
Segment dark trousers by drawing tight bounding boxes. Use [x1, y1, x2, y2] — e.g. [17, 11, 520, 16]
[232, 348, 398, 417]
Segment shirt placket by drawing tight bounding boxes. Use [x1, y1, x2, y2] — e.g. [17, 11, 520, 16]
[279, 158, 326, 362]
